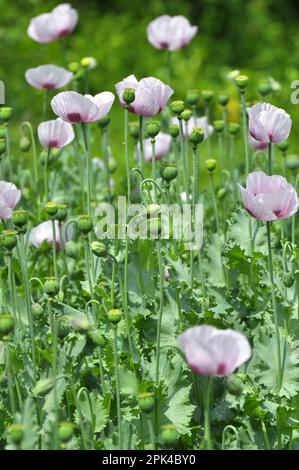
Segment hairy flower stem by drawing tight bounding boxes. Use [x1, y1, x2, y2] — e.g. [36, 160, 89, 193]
[74, 126, 85, 211]
[204, 104, 211, 157]
[48, 300, 59, 449]
[113, 325, 122, 450]
[51, 220, 58, 277]
[147, 415, 156, 450]
[266, 221, 283, 389]
[5, 125, 12, 177]
[125, 107, 131, 203]
[209, 173, 220, 232]
[44, 147, 51, 202]
[173, 138, 181, 203]
[218, 133, 224, 184]
[229, 135, 238, 203]
[139, 116, 144, 175]
[42, 90, 48, 122]
[203, 376, 213, 450]
[151, 139, 157, 201]
[190, 145, 199, 289]
[102, 128, 112, 203]
[155, 241, 164, 431]
[268, 143, 273, 175]
[178, 118, 189, 200]
[6, 343, 16, 414]
[81, 122, 91, 215]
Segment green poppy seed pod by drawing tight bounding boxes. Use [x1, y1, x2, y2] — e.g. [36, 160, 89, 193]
[218, 94, 229, 107]
[129, 121, 139, 140]
[123, 88, 136, 105]
[146, 121, 160, 139]
[214, 120, 225, 133]
[160, 162, 177, 182]
[186, 89, 200, 107]
[0, 230, 18, 251]
[65, 240, 78, 259]
[91, 241, 107, 258]
[138, 392, 155, 414]
[98, 114, 110, 129]
[71, 317, 91, 333]
[283, 272, 294, 288]
[108, 157, 117, 173]
[12, 210, 28, 228]
[0, 125, 6, 138]
[235, 75, 249, 90]
[0, 314, 14, 336]
[19, 136, 31, 152]
[44, 277, 60, 297]
[81, 56, 97, 69]
[161, 424, 179, 447]
[258, 81, 271, 97]
[8, 424, 24, 444]
[68, 61, 80, 73]
[31, 303, 44, 318]
[189, 126, 205, 147]
[205, 159, 217, 172]
[170, 100, 185, 116]
[107, 308, 122, 325]
[0, 138, 6, 155]
[77, 214, 93, 234]
[169, 124, 179, 138]
[225, 375, 243, 396]
[0, 107, 12, 122]
[277, 141, 288, 153]
[44, 201, 59, 217]
[32, 378, 54, 397]
[217, 187, 227, 200]
[287, 155, 299, 171]
[228, 122, 240, 136]
[201, 89, 214, 103]
[181, 109, 192, 121]
[55, 204, 68, 222]
[57, 321, 70, 339]
[58, 422, 74, 443]
[89, 329, 106, 347]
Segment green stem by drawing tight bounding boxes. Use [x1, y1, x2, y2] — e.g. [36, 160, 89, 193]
[268, 143, 273, 175]
[6, 343, 16, 415]
[113, 326, 122, 450]
[5, 125, 12, 177]
[218, 133, 224, 184]
[51, 219, 58, 277]
[125, 108, 131, 203]
[147, 415, 156, 450]
[240, 91, 250, 175]
[81, 122, 91, 215]
[42, 90, 48, 122]
[102, 128, 111, 203]
[155, 240, 164, 388]
[139, 116, 144, 175]
[151, 139, 157, 201]
[44, 147, 51, 202]
[178, 118, 189, 200]
[203, 377, 213, 450]
[48, 301, 59, 449]
[209, 173, 220, 232]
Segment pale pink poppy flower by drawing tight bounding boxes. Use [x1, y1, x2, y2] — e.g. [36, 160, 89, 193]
[141, 132, 172, 161]
[38, 118, 74, 148]
[178, 325, 251, 376]
[238, 171, 299, 221]
[248, 103, 292, 147]
[0, 181, 21, 220]
[171, 116, 213, 139]
[147, 15, 198, 51]
[29, 220, 72, 249]
[25, 65, 73, 90]
[248, 134, 267, 151]
[27, 3, 78, 44]
[115, 75, 173, 117]
[51, 91, 115, 123]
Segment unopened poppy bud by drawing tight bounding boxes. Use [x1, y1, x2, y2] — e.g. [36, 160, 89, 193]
[81, 57, 97, 70]
[201, 90, 214, 103]
[277, 141, 288, 153]
[225, 375, 243, 396]
[71, 317, 91, 333]
[161, 424, 179, 447]
[0, 230, 17, 251]
[19, 136, 31, 152]
[107, 308, 122, 325]
[170, 100, 185, 116]
[181, 109, 192, 121]
[214, 120, 225, 133]
[283, 272, 294, 288]
[190, 127, 205, 147]
[12, 210, 28, 228]
[55, 204, 67, 222]
[205, 159, 217, 172]
[57, 321, 70, 339]
[0, 314, 14, 336]
[44, 201, 59, 217]
[58, 422, 74, 442]
[8, 424, 24, 444]
[217, 187, 227, 200]
[44, 277, 60, 297]
[218, 94, 229, 107]
[91, 241, 107, 258]
[32, 378, 54, 397]
[146, 121, 160, 139]
[169, 124, 179, 138]
[97, 114, 110, 129]
[0, 138, 6, 155]
[68, 62, 80, 73]
[186, 89, 200, 107]
[65, 240, 78, 259]
[0, 107, 12, 122]
[235, 75, 249, 90]
[228, 122, 240, 136]
[32, 303, 43, 318]
[129, 121, 139, 140]
[138, 392, 155, 414]
[287, 155, 299, 171]
[160, 162, 177, 182]
[258, 81, 271, 97]
[89, 329, 106, 347]
[77, 214, 93, 234]
[0, 125, 6, 138]
[123, 88, 136, 105]
[108, 157, 117, 173]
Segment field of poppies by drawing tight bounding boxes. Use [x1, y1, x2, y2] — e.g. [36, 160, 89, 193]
[1, 1, 299, 453]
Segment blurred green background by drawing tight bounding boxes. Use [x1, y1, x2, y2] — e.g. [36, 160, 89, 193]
[1, 0, 299, 179]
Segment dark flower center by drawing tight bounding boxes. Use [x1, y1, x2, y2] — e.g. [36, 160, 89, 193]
[67, 112, 82, 122]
